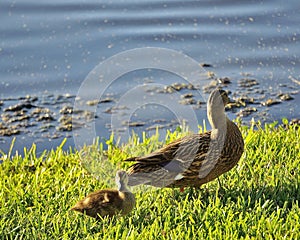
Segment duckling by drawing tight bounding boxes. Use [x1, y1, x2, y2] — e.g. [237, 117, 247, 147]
[71, 170, 135, 219]
[125, 89, 244, 189]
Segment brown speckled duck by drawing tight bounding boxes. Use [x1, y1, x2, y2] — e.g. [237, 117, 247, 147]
[71, 170, 135, 219]
[125, 89, 244, 189]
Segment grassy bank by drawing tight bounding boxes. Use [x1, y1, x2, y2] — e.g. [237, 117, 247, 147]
[1, 120, 300, 239]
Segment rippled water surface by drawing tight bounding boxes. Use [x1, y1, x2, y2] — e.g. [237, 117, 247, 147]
[1, 0, 299, 154]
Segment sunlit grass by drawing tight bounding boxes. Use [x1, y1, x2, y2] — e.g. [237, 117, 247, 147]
[0, 120, 299, 239]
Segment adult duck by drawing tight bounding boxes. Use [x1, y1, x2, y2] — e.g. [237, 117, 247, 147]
[125, 89, 244, 189]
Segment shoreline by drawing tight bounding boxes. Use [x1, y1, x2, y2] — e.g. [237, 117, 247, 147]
[1, 73, 299, 155]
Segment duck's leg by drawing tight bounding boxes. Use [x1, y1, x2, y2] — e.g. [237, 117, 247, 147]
[217, 177, 223, 189]
[170, 187, 181, 202]
[217, 177, 226, 195]
[187, 186, 195, 198]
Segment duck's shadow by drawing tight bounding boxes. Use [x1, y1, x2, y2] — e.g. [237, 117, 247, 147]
[174, 182, 299, 209]
[131, 181, 299, 226]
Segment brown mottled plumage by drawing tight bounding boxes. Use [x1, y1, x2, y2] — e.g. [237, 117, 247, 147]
[71, 170, 135, 219]
[125, 89, 244, 188]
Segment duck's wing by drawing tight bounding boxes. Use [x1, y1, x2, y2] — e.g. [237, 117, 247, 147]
[126, 132, 211, 163]
[125, 138, 182, 164]
[126, 132, 211, 187]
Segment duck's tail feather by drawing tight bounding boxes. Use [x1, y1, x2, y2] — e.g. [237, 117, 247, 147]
[124, 157, 138, 162]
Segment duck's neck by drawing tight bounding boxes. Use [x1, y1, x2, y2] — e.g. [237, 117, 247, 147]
[207, 106, 227, 130]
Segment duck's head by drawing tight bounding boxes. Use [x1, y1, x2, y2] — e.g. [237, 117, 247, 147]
[115, 170, 129, 191]
[207, 89, 230, 108]
[207, 89, 230, 129]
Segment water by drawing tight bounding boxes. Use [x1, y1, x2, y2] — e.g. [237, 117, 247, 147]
[1, 0, 299, 155]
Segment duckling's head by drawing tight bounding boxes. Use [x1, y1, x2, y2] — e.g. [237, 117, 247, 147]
[115, 170, 129, 191]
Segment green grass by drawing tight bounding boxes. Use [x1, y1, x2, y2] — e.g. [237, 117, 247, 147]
[0, 120, 300, 239]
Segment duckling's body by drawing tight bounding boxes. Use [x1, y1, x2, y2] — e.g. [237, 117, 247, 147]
[126, 89, 244, 188]
[71, 170, 135, 219]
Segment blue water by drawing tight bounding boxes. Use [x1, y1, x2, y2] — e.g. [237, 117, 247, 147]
[0, 0, 300, 154]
